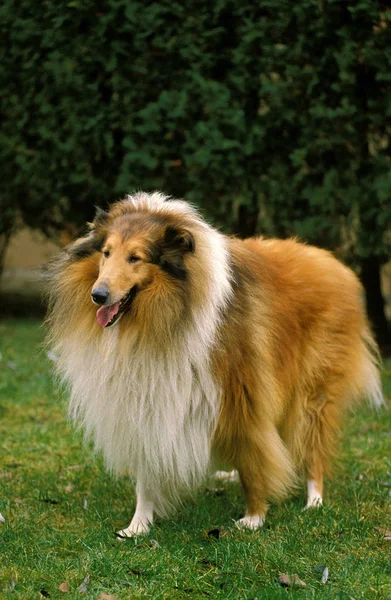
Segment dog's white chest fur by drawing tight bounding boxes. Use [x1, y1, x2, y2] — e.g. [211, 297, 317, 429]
[59, 326, 219, 515]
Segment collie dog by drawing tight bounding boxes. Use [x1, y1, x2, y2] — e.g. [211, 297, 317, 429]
[46, 192, 383, 536]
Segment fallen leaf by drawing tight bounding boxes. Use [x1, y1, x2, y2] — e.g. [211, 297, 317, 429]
[321, 566, 329, 584]
[150, 539, 160, 548]
[0, 512, 5, 523]
[97, 593, 117, 600]
[58, 582, 69, 592]
[14, 498, 23, 504]
[64, 484, 74, 494]
[278, 573, 306, 588]
[207, 528, 220, 540]
[83, 497, 88, 510]
[315, 565, 329, 583]
[77, 575, 90, 594]
[374, 526, 391, 539]
[41, 498, 59, 505]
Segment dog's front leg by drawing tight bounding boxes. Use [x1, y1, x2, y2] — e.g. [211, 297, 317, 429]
[117, 480, 154, 538]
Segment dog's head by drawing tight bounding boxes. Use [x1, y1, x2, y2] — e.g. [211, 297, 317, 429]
[69, 202, 195, 328]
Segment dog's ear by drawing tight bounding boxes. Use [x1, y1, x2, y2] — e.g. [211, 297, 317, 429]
[88, 206, 109, 231]
[68, 235, 102, 261]
[161, 225, 195, 255]
[69, 208, 108, 261]
[156, 225, 195, 280]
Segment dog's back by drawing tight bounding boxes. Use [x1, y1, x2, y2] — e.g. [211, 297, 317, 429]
[244, 236, 382, 410]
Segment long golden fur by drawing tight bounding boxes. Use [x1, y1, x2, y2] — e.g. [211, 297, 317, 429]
[46, 192, 383, 536]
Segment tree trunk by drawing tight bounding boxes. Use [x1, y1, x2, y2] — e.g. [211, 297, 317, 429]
[0, 229, 12, 283]
[233, 189, 260, 239]
[359, 256, 390, 348]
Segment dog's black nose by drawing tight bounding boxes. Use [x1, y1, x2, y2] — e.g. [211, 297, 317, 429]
[91, 288, 109, 305]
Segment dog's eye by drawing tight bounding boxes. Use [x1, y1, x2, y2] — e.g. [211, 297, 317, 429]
[128, 255, 141, 264]
[103, 249, 110, 258]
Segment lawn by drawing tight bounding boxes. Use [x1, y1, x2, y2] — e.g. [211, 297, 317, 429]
[0, 319, 390, 599]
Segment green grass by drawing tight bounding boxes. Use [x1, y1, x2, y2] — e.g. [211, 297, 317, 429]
[1, 319, 390, 600]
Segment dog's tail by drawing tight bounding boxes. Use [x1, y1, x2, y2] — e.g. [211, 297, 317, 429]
[359, 324, 385, 409]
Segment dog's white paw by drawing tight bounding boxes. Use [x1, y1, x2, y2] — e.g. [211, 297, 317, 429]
[304, 496, 323, 510]
[236, 515, 265, 530]
[304, 479, 323, 510]
[116, 520, 150, 539]
[214, 469, 240, 482]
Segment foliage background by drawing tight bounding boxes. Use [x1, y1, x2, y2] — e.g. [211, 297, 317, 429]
[0, 0, 390, 336]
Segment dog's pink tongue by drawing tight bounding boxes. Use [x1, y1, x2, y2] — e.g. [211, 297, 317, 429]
[96, 302, 120, 327]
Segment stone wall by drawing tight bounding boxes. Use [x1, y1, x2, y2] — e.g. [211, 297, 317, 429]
[1, 229, 60, 313]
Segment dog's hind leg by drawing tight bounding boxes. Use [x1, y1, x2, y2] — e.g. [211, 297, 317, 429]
[305, 471, 323, 509]
[303, 387, 344, 510]
[236, 463, 268, 530]
[235, 424, 296, 530]
[117, 480, 154, 538]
